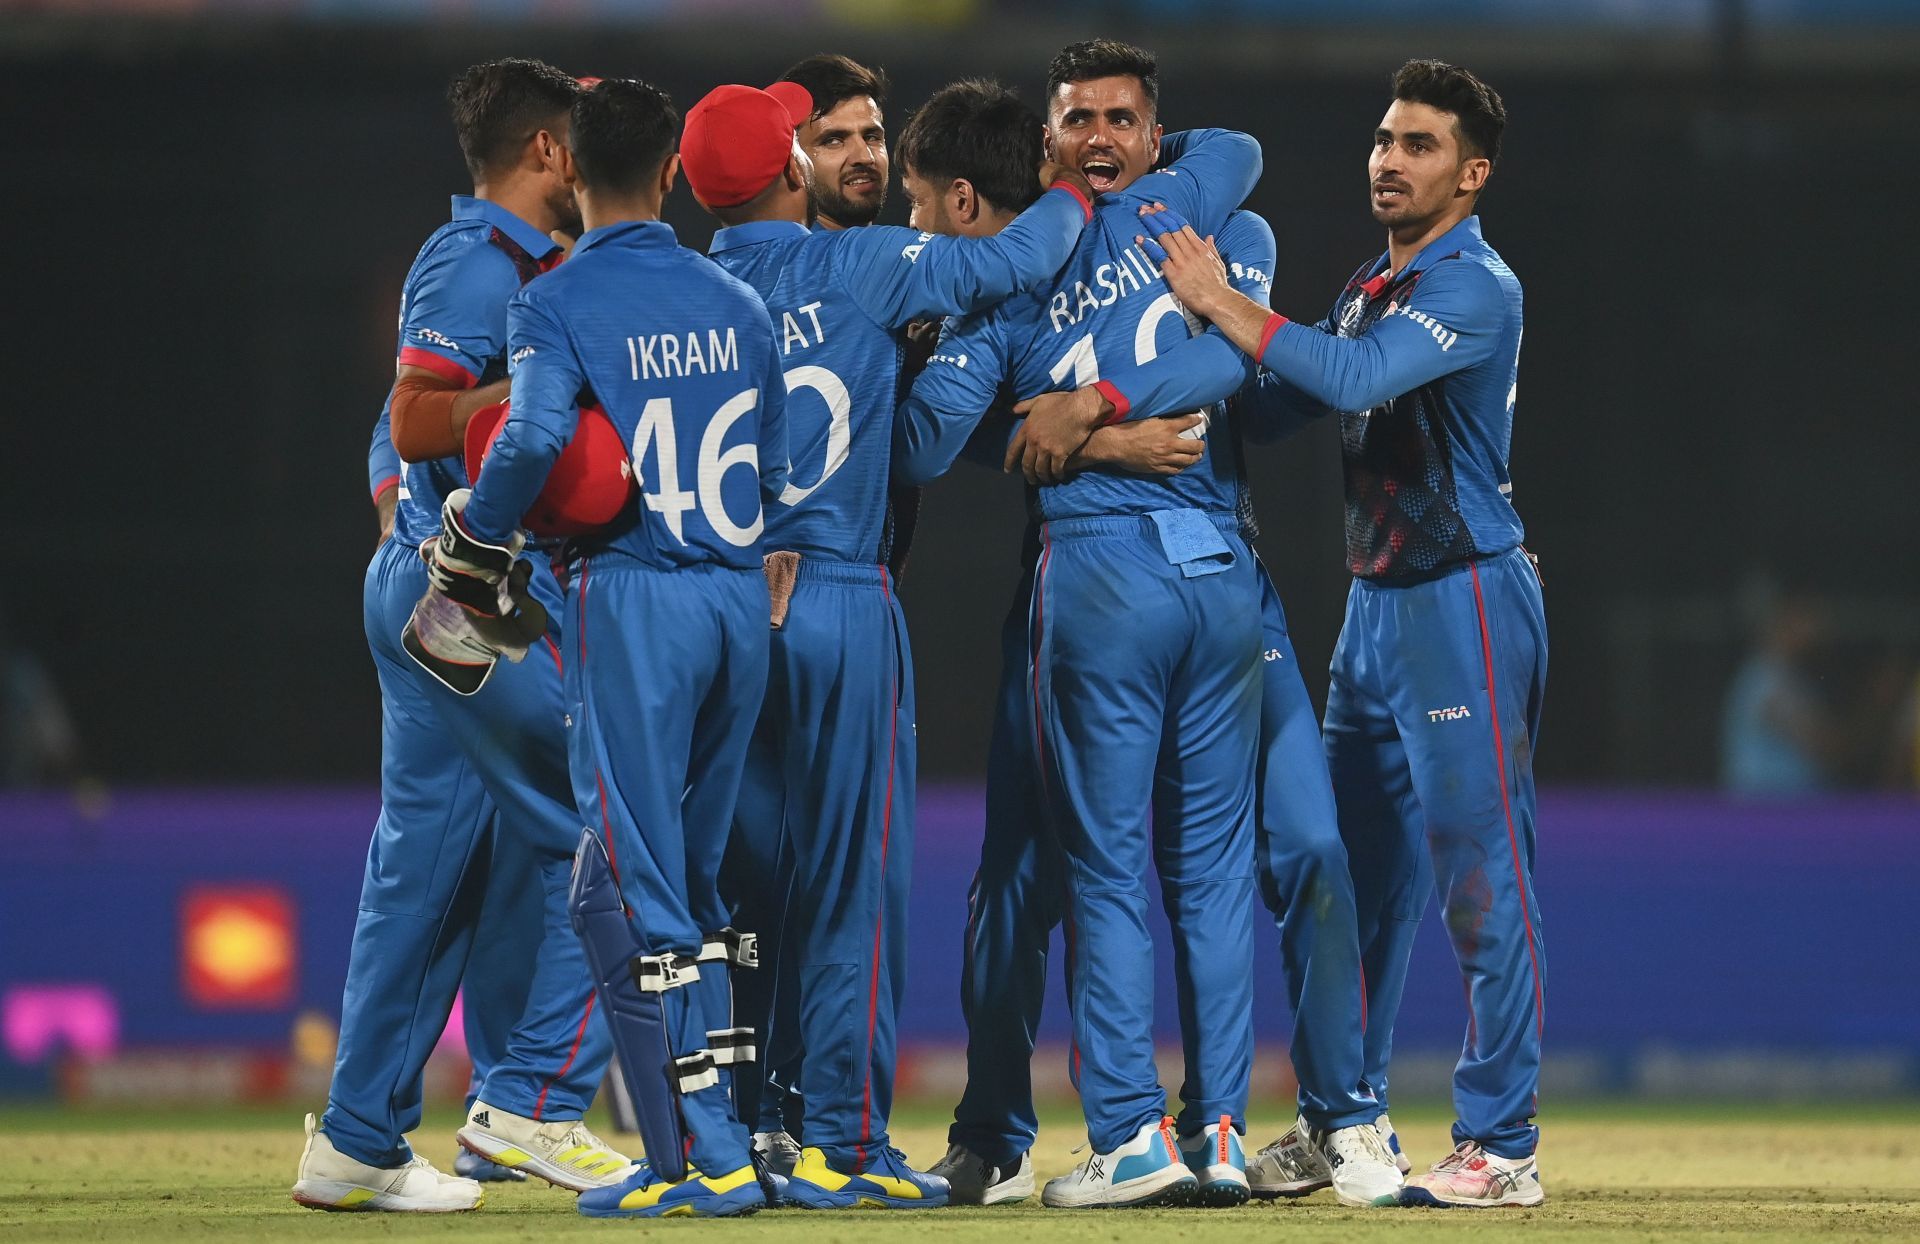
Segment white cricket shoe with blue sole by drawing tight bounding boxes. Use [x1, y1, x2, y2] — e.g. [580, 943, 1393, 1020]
[1042, 1116, 1196, 1209]
[1178, 1116, 1249, 1206]
[290, 1114, 483, 1213]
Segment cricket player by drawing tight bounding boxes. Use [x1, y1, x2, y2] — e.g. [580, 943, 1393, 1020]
[444, 77, 790, 1219]
[682, 75, 1093, 1208]
[295, 60, 630, 1214]
[781, 54, 891, 231]
[894, 39, 1265, 1211]
[1144, 59, 1546, 1209]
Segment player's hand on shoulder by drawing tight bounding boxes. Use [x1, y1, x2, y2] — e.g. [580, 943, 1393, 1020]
[1080, 414, 1206, 477]
[1138, 203, 1230, 318]
[901, 318, 941, 383]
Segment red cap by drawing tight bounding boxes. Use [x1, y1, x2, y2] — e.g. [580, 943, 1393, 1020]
[465, 401, 637, 538]
[680, 81, 814, 209]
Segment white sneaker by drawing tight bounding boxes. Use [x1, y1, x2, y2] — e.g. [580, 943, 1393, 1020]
[928, 1143, 1034, 1206]
[1376, 1111, 1413, 1175]
[752, 1130, 803, 1179]
[1247, 1116, 1330, 1198]
[1041, 1116, 1196, 1209]
[1316, 1121, 1405, 1207]
[291, 1113, 483, 1212]
[1177, 1116, 1249, 1206]
[1401, 1140, 1544, 1208]
[455, 1101, 637, 1192]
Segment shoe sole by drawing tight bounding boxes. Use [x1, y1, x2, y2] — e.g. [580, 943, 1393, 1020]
[578, 1192, 765, 1219]
[1192, 1180, 1251, 1208]
[1399, 1185, 1545, 1209]
[456, 1129, 625, 1193]
[453, 1156, 528, 1183]
[291, 1181, 482, 1213]
[1335, 1188, 1408, 1208]
[782, 1192, 950, 1210]
[1250, 1178, 1331, 1200]
[1043, 1172, 1197, 1209]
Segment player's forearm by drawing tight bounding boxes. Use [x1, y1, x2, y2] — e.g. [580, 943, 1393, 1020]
[892, 394, 984, 486]
[1097, 328, 1255, 424]
[391, 378, 509, 461]
[919, 185, 1090, 318]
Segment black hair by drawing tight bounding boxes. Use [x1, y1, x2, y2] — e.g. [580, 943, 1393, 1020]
[570, 79, 679, 195]
[447, 58, 583, 180]
[1044, 39, 1158, 118]
[897, 79, 1045, 214]
[1392, 59, 1506, 164]
[779, 53, 889, 121]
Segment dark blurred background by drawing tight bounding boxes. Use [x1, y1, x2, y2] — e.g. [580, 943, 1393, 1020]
[2, 0, 1917, 1106]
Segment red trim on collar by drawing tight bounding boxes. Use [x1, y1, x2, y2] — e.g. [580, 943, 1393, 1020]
[1361, 272, 1392, 299]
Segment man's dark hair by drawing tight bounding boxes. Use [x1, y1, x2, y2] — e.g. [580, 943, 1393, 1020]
[1392, 59, 1506, 164]
[780, 53, 888, 121]
[570, 79, 679, 195]
[447, 58, 583, 180]
[898, 80, 1044, 214]
[1044, 39, 1158, 117]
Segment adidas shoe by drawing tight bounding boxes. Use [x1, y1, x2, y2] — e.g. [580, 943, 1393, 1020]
[928, 1143, 1035, 1206]
[1376, 1112, 1413, 1175]
[455, 1100, 636, 1191]
[784, 1145, 950, 1209]
[291, 1113, 483, 1212]
[576, 1158, 768, 1219]
[753, 1130, 803, 1178]
[1041, 1116, 1196, 1209]
[1317, 1120, 1405, 1207]
[1400, 1140, 1543, 1208]
[453, 1146, 527, 1182]
[1178, 1116, 1249, 1206]
[1247, 1116, 1329, 1198]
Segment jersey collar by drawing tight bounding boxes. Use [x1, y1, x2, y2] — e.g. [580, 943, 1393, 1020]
[709, 219, 810, 255]
[571, 219, 679, 258]
[451, 195, 562, 261]
[1364, 214, 1484, 295]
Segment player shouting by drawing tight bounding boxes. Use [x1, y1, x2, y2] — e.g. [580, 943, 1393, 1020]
[681, 73, 1094, 1208]
[1144, 60, 1547, 1209]
[438, 78, 790, 1219]
[895, 39, 1265, 1211]
[296, 59, 628, 1214]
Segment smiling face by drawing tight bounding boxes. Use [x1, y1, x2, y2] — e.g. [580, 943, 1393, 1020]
[1045, 74, 1162, 195]
[1369, 98, 1488, 233]
[797, 94, 888, 228]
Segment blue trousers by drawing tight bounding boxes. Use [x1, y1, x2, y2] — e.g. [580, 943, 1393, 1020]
[565, 557, 768, 1178]
[726, 559, 915, 1172]
[1326, 548, 1548, 1159]
[949, 556, 1375, 1163]
[324, 539, 610, 1169]
[1029, 515, 1261, 1154]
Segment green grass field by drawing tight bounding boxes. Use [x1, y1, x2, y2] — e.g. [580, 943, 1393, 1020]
[3, 1100, 1916, 1242]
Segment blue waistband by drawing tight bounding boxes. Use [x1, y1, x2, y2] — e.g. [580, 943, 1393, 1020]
[1042, 511, 1241, 542]
[790, 555, 890, 589]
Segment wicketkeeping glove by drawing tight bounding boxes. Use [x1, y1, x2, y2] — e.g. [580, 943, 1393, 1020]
[402, 489, 550, 695]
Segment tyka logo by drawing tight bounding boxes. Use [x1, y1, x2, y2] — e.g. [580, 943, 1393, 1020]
[1262, 647, 1285, 662]
[1427, 705, 1473, 723]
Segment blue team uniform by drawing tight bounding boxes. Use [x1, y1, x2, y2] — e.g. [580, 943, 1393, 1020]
[1246, 215, 1545, 1158]
[897, 131, 1265, 1155]
[703, 186, 1090, 1172]
[945, 206, 1380, 1166]
[465, 218, 789, 1182]
[328, 197, 611, 1169]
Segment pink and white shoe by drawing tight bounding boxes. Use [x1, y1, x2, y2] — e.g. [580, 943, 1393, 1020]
[1400, 1140, 1543, 1208]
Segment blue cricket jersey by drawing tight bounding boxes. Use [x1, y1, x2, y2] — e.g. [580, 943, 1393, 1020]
[1247, 215, 1524, 580]
[384, 196, 562, 548]
[464, 219, 788, 571]
[705, 185, 1090, 563]
[894, 129, 1262, 522]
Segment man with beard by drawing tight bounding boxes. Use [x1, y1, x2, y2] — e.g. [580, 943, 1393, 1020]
[295, 59, 632, 1213]
[1144, 59, 1547, 1209]
[780, 54, 890, 230]
[681, 75, 1094, 1209]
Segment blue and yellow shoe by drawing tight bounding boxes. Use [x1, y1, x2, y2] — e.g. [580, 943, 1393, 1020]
[1179, 1116, 1250, 1206]
[575, 1158, 767, 1219]
[783, 1146, 950, 1209]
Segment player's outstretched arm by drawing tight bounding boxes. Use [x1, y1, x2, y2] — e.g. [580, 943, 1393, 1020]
[387, 244, 520, 461]
[892, 312, 1010, 486]
[1125, 128, 1263, 237]
[1074, 415, 1206, 477]
[844, 168, 1093, 329]
[461, 289, 584, 545]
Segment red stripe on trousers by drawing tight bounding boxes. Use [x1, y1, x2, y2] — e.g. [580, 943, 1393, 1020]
[1468, 562, 1545, 1042]
[857, 571, 901, 1171]
[532, 993, 597, 1120]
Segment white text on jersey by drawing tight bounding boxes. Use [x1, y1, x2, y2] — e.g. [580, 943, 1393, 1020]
[628, 327, 741, 380]
[1047, 244, 1163, 335]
